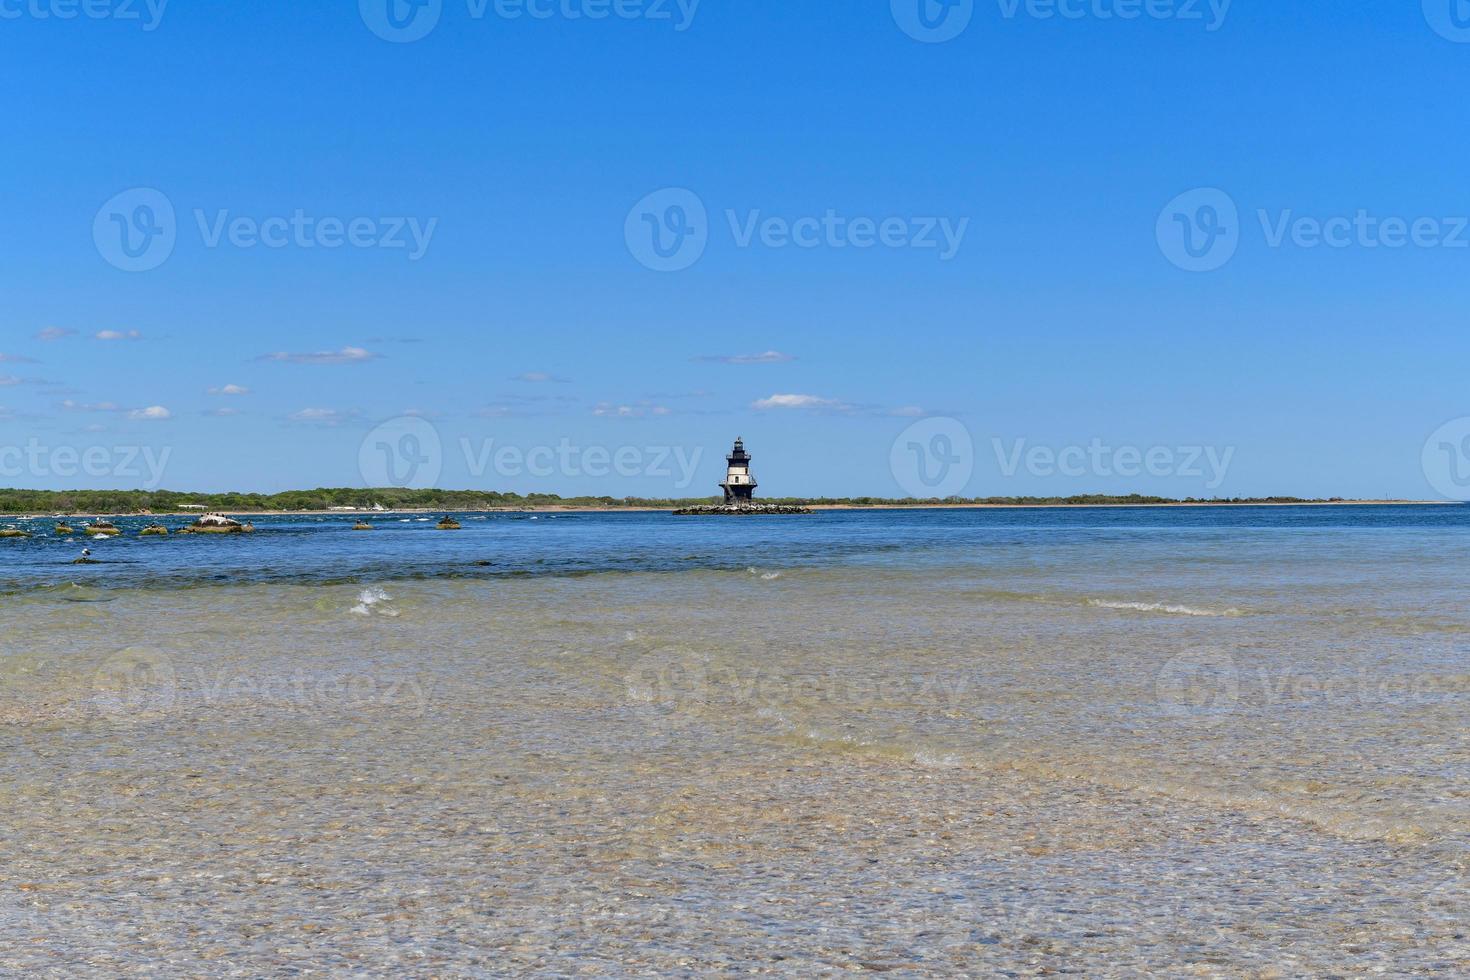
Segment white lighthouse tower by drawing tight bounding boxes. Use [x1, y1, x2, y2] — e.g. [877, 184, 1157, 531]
[719, 437, 758, 506]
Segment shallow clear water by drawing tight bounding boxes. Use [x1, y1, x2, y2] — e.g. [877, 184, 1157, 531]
[3, 506, 1469, 974]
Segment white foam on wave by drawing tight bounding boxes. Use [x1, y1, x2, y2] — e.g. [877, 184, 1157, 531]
[1087, 598, 1242, 617]
[350, 586, 399, 617]
[747, 567, 783, 580]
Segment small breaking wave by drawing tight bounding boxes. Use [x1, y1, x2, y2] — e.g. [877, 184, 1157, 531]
[1087, 598, 1243, 617]
[350, 586, 399, 617]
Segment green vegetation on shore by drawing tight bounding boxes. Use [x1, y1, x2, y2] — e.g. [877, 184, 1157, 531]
[0, 487, 1357, 514]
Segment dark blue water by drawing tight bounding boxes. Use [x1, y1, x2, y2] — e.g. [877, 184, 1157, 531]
[2, 505, 1469, 593]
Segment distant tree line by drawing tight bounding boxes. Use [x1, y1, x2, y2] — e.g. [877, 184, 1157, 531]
[0, 487, 1340, 515]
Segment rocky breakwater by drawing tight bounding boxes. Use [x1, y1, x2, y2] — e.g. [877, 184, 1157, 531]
[672, 504, 813, 516]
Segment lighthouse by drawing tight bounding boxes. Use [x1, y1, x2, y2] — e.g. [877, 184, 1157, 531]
[719, 437, 758, 505]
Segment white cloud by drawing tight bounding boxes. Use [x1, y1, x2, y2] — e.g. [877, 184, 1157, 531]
[699, 351, 795, 365]
[208, 384, 250, 396]
[890, 406, 926, 418]
[0, 353, 37, 363]
[752, 393, 844, 411]
[95, 330, 142, 341]
[288, 407, 359, 425]
[203, 407, 241, 417]
[0, 376, 20, 387]
[61, 399, 121, 413]
[593, 402, 670, 418]
[128, 405, 172, 421]
[35, 327, 74, 341]
[261, 347, 378, 365]
[512, 371, 570, 383]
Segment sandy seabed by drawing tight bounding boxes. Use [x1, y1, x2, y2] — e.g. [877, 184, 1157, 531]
[3, 561, 1468, 976]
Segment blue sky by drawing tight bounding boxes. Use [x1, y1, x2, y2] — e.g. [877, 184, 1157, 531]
[4, 1, 1470, 499]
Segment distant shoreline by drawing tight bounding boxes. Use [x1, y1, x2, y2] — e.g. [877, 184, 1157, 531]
[4, 499, 1452, 518]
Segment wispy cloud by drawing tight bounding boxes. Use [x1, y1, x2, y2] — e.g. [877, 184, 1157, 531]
[203, 407, 242, 418]
[593, 401, 671, 418]
[890, 406, 926, 418]
[61, 399, 171, 420]
[287, 407, 361, 425]
[698, 351, 795, 365]
[0, 376, 20, 387]
[208, 384, 250, 396]
[128, 405, 172, 421]
[259, 346, 379, 365]
[512, 371, 570, 383]
[752, 393, 847, 411]
[95, 329, 142, 341]
[35, 327, 74, 342]
[0, 353, 37, 363]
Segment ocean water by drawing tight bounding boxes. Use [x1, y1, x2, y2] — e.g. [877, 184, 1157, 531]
[3, 506, 1470, 974]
